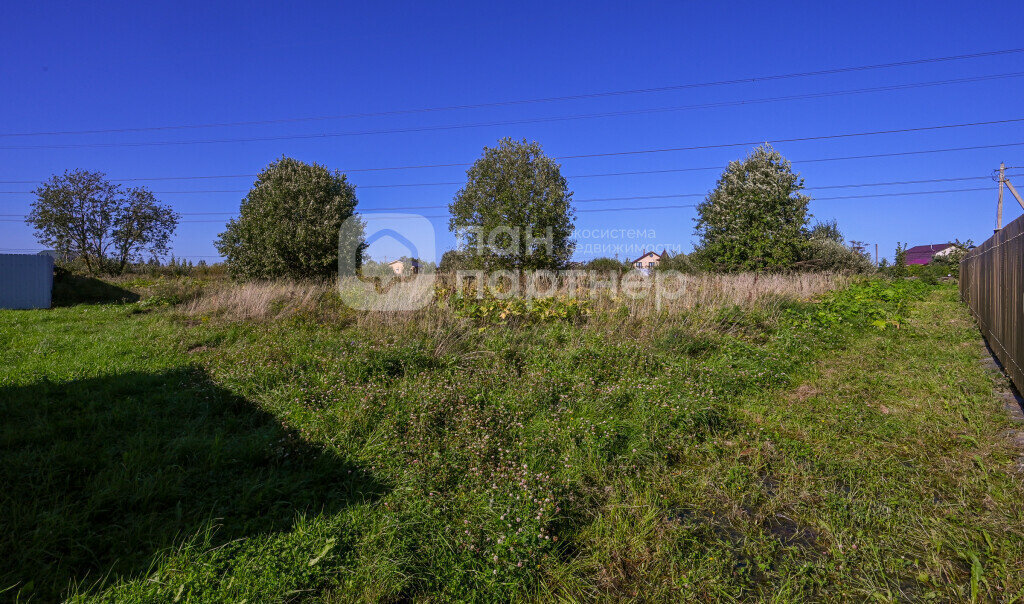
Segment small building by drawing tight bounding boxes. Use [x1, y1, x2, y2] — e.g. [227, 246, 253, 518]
[0, 253, 54, 309]
[631, 250, 665, 272]
[905, 243, 956, 265]
[388, 258, 420, 275]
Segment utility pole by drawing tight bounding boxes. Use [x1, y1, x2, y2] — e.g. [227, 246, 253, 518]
[875, 243, 878, 266]
[996, 162, 1005, 232]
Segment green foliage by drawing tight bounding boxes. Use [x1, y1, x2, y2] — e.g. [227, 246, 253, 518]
[931, 238, 974, 267]
[439, 288, 590, 324]
[800, 278, 928, 331]
[216, 157, 361, 280]
[27, 170, 179, 275]
[801, 238, 875, 273]
[449, 138, 575, 270]
[692, 145, 810, 272]
[584, 256, 630, 272]
[438, 249, 472, 272]
[655, 250, 697, 273]
[808, 219, 844, 243]
[892, 242, 908, 278]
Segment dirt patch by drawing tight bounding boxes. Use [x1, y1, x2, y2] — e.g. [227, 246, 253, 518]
[789, 384, 820, 403]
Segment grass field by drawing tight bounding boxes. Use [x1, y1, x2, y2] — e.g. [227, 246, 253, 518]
[1, 276, 1023, 602]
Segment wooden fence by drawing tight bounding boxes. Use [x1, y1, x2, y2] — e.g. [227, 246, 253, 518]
[960, 212, 1024, 391]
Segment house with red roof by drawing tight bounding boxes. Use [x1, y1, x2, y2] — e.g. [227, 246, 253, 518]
[631, 249, 666, 272]
[905, 243, 956, 265]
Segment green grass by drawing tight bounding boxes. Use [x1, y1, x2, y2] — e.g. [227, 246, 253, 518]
[1, 279, 1022, 602]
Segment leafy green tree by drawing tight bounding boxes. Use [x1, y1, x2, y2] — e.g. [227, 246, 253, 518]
[892, 242, 908, 278]
[438, 249, 471, 273]
[216, 157, 360, 280]
[449, 138, 575, 270]
[692, 145, 810, 272]
[809, 219, 843, 244]
[27, 169, 178, 275]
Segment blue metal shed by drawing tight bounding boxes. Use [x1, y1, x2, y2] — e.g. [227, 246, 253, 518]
[0, 253, 54, 309]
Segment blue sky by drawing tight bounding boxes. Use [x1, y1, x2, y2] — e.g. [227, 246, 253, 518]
[1, 0, 1023, 264]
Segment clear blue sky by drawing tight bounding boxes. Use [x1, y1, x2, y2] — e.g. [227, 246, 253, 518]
[2, 0, 1023, 263]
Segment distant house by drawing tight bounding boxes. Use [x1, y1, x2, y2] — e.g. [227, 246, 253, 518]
[905, 243, 956, 265]
[388, 258, 420, 275]
[631, 250, 665, 272]
[0, 253, 54, 309]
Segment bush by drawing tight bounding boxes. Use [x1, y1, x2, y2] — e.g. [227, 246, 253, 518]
[800, 238, 874, 273]
[216, 157, 360, 280]
[438, 288, 590, 325]
[655, 251, 697, 273]
[439, 249, 472, 273]
[584, 257, 629, 272]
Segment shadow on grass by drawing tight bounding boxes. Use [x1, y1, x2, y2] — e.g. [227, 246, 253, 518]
[52, 273, 140, 306]
[0, 367, 383, 601]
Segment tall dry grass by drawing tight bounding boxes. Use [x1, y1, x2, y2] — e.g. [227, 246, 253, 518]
[621, 271, 843, 312]
[181, 271, 846, 326]
[183, 280, 335, 321]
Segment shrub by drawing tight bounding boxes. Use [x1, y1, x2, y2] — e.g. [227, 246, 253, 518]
[215, 157, 360, 280]
[440, 289, 590, 325]
[801, 238, 874, 273]
[655, 251, 697, 273]
[584, 257, 629, 272]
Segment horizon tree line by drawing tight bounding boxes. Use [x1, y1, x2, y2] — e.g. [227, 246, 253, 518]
[25, 140, 874, 278]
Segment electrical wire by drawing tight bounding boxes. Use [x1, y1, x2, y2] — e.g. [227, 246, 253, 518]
[2, 172, 1018, 197]
[0, 185, 997, 222]
[3, 74, 1024, 150]
[0, 131, 1022, 186]
[3, 47, 1022, 138]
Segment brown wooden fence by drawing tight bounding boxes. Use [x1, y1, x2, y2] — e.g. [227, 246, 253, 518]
[960, 212, 1024, 391]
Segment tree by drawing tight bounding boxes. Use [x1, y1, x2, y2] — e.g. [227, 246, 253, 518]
[692, 145, 810, 272]
[216, 157, 360, 280]
[892, 242, 908, 278]
[809, 219, 843, 244]
[439, 249, 471, 273]
[449, 138, 575, 270]
[27, 170, 178, 275]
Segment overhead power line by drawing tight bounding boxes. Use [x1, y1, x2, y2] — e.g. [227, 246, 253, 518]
[2, 172, 1016, 197]
[0, 185, 996, 222]
[2, 140, 1021, 186]
[0, 172, 1014, 197]
[0, 121, 1022, 186]
[2, 47, 1023, 138]
[3, 74, 1023, 151]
